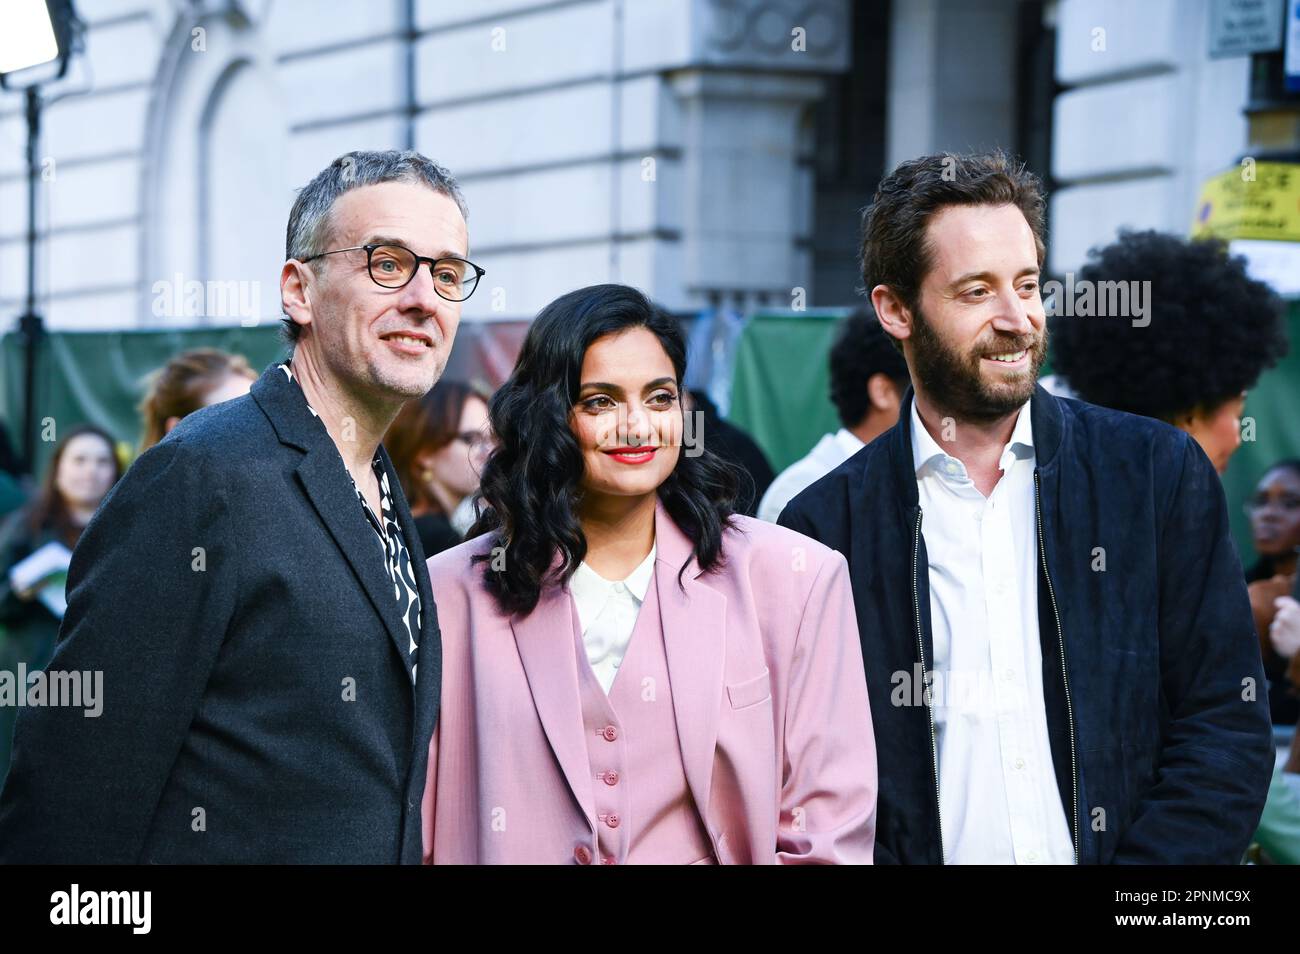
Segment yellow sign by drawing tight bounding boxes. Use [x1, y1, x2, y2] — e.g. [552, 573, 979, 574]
[1192, 161, 1300, 243]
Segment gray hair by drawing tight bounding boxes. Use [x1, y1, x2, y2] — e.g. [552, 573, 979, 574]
[281, 149, 469, 344]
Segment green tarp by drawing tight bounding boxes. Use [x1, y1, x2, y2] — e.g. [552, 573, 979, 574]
[1, 326, 288, 474]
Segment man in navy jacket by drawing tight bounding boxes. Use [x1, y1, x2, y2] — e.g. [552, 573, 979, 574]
[780, 151, 1273, 864]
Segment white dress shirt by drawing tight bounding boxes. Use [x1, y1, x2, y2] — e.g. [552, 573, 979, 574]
[757, 428, 866, 523]
[569, 544, 657, 693]
[910, 399, 1074, 865]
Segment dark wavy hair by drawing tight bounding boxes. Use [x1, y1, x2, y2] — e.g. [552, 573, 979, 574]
[1051, 230, 1288, 422]
[469, 283, 742, 615]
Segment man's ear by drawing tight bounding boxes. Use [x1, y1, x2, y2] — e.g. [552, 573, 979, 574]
[281, 260, 314, 336]
[871, 284, 912, 345]
[867, 373, 902, 413]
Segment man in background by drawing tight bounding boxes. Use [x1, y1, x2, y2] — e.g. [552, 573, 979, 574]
[759, 308, 908, 522]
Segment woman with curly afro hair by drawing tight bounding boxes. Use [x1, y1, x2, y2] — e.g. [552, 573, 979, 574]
[419, 283, 877, 864]
[1050, 230, 1287, 473]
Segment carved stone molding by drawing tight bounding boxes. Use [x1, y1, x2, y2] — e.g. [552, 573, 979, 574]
[697, 0, 850, 71]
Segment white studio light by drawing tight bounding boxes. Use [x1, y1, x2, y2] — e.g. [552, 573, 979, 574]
[0, 0, 60, 76]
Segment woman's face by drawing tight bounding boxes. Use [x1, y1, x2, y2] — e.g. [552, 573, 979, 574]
[55, 433, 117, 511]
[570, 327, 682, 502]
[1182, 394, 1245, 475]
[423, 395, 491, 500]
[1249, 466, 1300, 559]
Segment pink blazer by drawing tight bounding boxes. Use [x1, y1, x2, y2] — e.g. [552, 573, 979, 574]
[421, 499, 877, 864]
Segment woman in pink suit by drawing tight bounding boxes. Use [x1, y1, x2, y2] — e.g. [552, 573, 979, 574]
[422, 284, 876, 864]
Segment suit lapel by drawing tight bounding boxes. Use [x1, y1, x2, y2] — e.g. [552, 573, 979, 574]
[296, 450, 415, 678]
[251, 364, 416, 685]
[506, 499, 726, 832]
[511, 584, 597, 827]
[653, 501, 726, 823]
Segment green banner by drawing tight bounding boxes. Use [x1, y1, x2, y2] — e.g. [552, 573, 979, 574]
[1, 326, 289, 475]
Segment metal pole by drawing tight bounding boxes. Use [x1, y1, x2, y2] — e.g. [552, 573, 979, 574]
[19, 85, 45, 478]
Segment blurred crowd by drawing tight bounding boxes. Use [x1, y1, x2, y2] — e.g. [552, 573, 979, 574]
[1, 228, 1298, 862]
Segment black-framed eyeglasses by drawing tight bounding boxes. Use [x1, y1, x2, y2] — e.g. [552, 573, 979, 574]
[302, 244, 485, 301]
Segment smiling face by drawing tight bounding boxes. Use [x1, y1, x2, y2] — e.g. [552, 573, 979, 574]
[895, 203, 1047, 422]
[570, 327, 683, 502]
[1250, 465, 1300, 559]
[285, 180, 469, 403]
[55, 433, 118, 511]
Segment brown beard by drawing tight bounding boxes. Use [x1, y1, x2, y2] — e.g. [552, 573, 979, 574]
[908, 306, 1047, 424]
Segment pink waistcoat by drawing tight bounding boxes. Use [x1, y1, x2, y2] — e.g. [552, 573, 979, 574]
[570, 574, 716, 865]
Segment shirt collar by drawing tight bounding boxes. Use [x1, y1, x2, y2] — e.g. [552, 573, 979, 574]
[833, 428, 866, 457]
[910, 398, 1035, 480]
[279, 363, 319, 419]
[571, 542, 657, 604]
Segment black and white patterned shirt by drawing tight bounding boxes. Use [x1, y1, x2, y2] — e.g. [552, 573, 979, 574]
[280, 364, 422, 682]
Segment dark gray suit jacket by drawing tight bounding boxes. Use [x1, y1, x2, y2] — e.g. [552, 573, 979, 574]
[0, 365, 442, 863]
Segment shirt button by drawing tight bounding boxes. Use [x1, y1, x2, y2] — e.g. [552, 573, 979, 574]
[574, 845, 592, 865]
[1026, 850, 1038, 862]
[613, 582, 626, 594]
[602, 857, 617, 865]
[606, 814, 621, 829]
[1003, 668, 1015, 682]
[602, 725, 618, 742]
[604, 770, 619, 786]
[1015, 758, 1026, 770]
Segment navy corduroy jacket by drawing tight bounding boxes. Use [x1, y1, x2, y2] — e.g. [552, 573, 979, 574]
[779, 385, 1273, 864]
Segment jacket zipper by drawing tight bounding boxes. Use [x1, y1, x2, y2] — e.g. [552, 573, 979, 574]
[912, 507, 945, 863]
[1034, 470, 1080, 864]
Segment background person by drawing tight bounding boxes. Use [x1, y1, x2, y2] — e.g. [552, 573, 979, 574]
[1049, 230, 1287, 475]
[760, 307, 909, 522]
[384, 379, 491, 557]
[0, 425, 122, 782]
[138, 349, 259, 452]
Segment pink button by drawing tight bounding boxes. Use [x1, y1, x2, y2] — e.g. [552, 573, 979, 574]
[606, 814, 621, 829]
[602, 858, 616, 865]
[602, 725, 618, 742]
[574, 845, 592, 865]
[604, 771, 619, 786]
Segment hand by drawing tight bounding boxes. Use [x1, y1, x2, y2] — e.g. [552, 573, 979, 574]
[1269, 596, 1300, 659]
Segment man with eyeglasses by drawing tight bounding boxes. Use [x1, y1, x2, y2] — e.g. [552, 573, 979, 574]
[0, 150, 481, 863]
